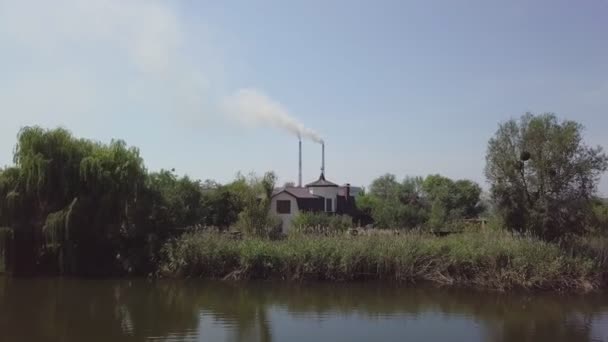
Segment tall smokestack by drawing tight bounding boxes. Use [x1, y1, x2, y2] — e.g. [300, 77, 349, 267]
[298, 139, 302, 187]
[321, 142, 325, 176]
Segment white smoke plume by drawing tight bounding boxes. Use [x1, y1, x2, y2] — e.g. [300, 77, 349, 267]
[223, 88, 323, 143]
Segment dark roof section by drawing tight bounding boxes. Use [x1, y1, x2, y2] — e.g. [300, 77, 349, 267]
[272, 187, 320, 199]
[305, 173, 338, 187]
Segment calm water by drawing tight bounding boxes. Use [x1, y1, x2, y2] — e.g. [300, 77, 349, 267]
[2, 278, 608, 342]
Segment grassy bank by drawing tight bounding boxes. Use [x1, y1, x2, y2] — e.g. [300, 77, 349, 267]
[158, 230, 600, 291]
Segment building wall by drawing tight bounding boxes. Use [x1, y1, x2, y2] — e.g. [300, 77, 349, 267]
[270, 192, 300, 233]
[307, 186, 339, 212]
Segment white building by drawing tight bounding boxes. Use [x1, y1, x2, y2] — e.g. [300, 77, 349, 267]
[270, 173, 361, 233]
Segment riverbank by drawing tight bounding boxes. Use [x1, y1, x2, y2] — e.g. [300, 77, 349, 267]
[158, 230, 602, 291]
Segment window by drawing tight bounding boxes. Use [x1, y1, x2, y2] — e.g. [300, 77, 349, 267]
[277, 200, 291, 214]
[325, 198, 333, 212]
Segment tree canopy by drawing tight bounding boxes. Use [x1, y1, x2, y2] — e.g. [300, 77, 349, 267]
[422, 175, 483, 228]
[0, 126, 276, 274]
[357, 173, 482, 229]
[0, 127, 149, 274]
[485, 113, 608, 240]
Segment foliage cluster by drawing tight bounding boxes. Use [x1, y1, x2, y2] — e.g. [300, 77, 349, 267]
[485, 113, 608, 240]
[291, 211, 353, 235]
[356, 174, 483, 230]
[0, 127, 276, 275]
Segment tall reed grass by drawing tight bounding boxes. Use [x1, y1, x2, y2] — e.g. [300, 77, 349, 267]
[159, 229, 600, 291]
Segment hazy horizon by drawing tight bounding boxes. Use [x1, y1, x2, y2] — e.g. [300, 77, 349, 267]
[1, 0, 606, 194]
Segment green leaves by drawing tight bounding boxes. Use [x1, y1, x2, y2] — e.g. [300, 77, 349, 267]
[485, 113, 608, 240]
[0, 126, 151, 274]
[147, 169, 205, 229]
[358, 173, 482, 229]
[237, 172, 279, 237]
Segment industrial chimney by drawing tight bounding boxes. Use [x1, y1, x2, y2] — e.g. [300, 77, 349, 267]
[321, 142, 325, 176]
[298, 139, 302, 187]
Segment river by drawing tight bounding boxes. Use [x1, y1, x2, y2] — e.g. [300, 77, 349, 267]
[1, 277, 608, 341]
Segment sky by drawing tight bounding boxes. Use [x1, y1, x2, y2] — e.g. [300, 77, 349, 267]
[0, 0, 607, 193]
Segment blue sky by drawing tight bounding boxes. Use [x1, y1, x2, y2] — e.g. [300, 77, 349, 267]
[0, 0, 607, 193]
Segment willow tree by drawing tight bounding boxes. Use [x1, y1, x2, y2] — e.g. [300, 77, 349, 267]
[0, 126, 148, 274]
[485, 113, 608, 240]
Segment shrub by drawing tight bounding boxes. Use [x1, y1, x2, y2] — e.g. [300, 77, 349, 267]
[292, 212, 352, 235]
[236, 172, 279, 238]
[590, 199, 608, 234]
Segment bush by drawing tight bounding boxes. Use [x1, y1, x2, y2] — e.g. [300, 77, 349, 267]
[292, 212, 352, 235]
[590, 199, 608, 234]
[235, 172, 279, 238]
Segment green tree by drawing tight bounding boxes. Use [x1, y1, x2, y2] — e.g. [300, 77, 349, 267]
[200, 180, 246, 229]
[0, 126, 283, 274]
[358, 173, 482, 229]
[147, 170, 205, 229]
[358, 174, 428, 229]
[485, 113, 608, 240]
[422, 175, 483, 228]
[0, 126, 150, 274]
[237, 172, 279, 237]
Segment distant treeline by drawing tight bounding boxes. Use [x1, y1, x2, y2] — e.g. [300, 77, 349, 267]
[1, 112, 608, 277]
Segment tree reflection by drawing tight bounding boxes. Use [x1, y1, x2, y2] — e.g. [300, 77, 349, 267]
[0, 278, 138, 342]
[0, 278, 607, 342]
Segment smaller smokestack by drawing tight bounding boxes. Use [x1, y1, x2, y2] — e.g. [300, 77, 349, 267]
[321, 142, 325, 176]
[298, 139, 302, 187]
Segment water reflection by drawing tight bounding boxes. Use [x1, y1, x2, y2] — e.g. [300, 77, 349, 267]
[1, 277, 607, 342]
